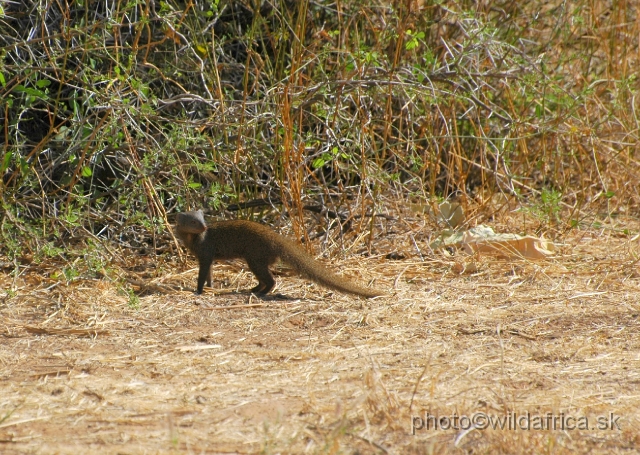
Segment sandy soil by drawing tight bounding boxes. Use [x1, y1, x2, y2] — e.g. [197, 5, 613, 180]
[1, 227, 639, 454]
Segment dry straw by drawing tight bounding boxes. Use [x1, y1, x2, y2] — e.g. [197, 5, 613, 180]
[1, 215, 639, 454]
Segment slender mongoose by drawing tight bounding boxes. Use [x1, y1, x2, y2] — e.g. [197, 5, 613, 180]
[174, 210, 381, 298]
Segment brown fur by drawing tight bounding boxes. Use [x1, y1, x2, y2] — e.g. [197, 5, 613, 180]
[175, 210, 381, 298]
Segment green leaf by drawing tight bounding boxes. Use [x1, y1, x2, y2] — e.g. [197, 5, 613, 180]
[36, 79, 51, 88]
[406, 39, 419, 50]
[312, 158, 325, 169]
[13, 85, 47, 98]
[18, 157, 29, 176]
[199, 162, 217, 172]
[0, 72, 5, 87]
[81, 166, 92, 177]
[1, 151, 12, 172]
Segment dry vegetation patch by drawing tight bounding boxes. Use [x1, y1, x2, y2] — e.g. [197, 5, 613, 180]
[1, 225, 639, 454]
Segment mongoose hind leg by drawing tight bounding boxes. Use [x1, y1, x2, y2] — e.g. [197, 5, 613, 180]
[246, 258, 276, 295]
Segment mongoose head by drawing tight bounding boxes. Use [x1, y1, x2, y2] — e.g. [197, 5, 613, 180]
[176, 210, 207, 234]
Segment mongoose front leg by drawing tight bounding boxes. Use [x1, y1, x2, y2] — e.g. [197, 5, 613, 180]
[197, 260, 213, 294]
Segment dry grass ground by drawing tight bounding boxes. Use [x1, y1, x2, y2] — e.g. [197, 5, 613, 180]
[1, 220, 639, 454]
